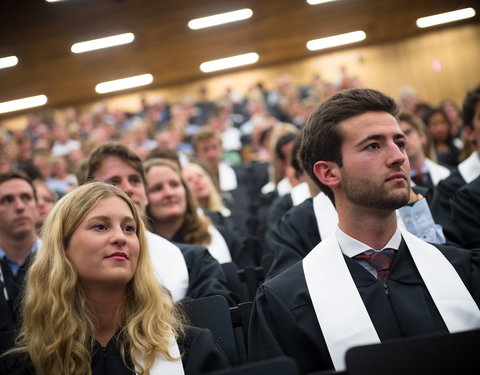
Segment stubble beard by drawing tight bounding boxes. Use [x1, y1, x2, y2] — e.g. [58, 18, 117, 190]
[341, 170, 410, 211]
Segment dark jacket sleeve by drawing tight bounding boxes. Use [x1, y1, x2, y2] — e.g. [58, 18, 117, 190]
[174, 242, 240, 306]
[450, 176, 480, 249]
[179, 325, 231, 374]
[430, 170, 465, 244]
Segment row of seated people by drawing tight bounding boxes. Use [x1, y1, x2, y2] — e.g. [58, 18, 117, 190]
[1, 84, 480, 374]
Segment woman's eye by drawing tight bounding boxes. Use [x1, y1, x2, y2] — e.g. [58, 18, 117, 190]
[124, 225, 136, 233]
[92, 224, 107, 231]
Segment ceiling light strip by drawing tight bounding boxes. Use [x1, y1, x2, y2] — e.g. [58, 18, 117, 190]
[95, 74, 153, 94]
[306, 0, 339, 5]
[0, 95, 48, 114]
[306, 30, 366, 51]
[0, 56, 18, 69]
[416, 7, 476, 28]
[200, 52, 259, 73]
[188, 8, 253, 30]
[71, 32, 135, 54]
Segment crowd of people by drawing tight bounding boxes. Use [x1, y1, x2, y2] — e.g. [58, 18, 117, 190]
[0, 69, 479, 374]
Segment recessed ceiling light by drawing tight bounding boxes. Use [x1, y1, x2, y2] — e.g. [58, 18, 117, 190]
[0, 95, 48, 114]
[95, 74, 153, 94]
[306, 0, 339, 5]
[0, 56, 18, 69]
[306, 30, 366, 51]
[71, 33, 135, 54]
[200, 52, 259, 73]
[188, 8, 253, 30]
[416, 7, 476, 28]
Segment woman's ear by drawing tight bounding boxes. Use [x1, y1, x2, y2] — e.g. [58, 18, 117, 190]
[313, 161, 341, 188]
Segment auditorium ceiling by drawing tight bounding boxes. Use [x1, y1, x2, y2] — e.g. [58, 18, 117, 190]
[0, 0, 477, 117]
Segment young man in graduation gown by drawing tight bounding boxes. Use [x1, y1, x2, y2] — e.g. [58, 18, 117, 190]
[248, 88, 480, 374]
[84, 143, 239, 306]
[0, 171, 41, 336]
[430, 83, 480, 245]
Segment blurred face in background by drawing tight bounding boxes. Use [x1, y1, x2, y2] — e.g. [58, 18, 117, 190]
[146, 165, 187, 222]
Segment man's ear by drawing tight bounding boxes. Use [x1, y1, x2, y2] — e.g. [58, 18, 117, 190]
[313, 161, 340, 188]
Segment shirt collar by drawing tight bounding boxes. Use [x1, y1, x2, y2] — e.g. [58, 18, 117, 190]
[336, 226, 402, 258]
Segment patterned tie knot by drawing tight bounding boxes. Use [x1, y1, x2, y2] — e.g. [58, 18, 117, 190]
[354, 248, 396, 283]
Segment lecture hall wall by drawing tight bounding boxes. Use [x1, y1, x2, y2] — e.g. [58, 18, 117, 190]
[3, 23, 480, 130]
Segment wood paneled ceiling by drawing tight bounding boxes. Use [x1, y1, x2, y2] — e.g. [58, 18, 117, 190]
[0, 0, 477, 117]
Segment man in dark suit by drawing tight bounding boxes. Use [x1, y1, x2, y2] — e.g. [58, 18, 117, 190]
[248, 88, 480, 374]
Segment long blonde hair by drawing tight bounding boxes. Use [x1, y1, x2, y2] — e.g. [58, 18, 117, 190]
[182, 162, 228, 215]
[9, 182, 182, 375]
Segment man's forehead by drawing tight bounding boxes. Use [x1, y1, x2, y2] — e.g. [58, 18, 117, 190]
[0, 178, 34, 195]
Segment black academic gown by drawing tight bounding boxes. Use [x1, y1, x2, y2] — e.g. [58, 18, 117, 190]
[174, 242, 240, 306]
[0, 325, 230, 375]
[450, 175, 480, 249]
[267, 193, 294, 228]
[430, 168, 466, 244]
[248, 240, 480, 374]
[265, 198, 319, 279]
[0, 255, 34, 333]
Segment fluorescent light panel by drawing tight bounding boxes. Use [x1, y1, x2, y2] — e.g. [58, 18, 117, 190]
[307, 0, 339, 5]
[200, 52, 259, 73]
[307, 30, 366, 51]
[0, 56, 18, 69]
[0, 95, 48, 114]
[71, 32, 135, 54]
[95, 74, 153, 94]
[416, 7, 476, 28]
[188, 8, 253, 30]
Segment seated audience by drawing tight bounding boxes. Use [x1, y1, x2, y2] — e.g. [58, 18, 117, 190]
[430, 83, 480, 245]
[84, 143, 238, 305]
[0, 182, 230, 374]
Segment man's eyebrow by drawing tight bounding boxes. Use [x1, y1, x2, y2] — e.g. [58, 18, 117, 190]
[355, 133, 406, 147]
[355, 134, 383, 147]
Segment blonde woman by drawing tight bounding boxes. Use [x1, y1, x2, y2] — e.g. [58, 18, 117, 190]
[0, 182, 229, 375]
[181, 162, 230, 217]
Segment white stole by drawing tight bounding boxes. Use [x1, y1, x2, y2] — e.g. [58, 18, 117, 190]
[207, 224, 233, 264]
[135, 334, 184, 374]
[303, 229, 480, 371]
[458, 151, 480, 183]
[219, 162, 238, 191]
[290, 182, 311, 206]
[312, 193, 338, 240]
[146, 231, 189, 302]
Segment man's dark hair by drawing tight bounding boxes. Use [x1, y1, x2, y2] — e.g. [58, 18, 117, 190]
[298, 88, 398, 203]
[145, 146, 181, 168]
[85, 142, 146, 186]
[0, 169, 37, 202]
[462, 84, 480, 129]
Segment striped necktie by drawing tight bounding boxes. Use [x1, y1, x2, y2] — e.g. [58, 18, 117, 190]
[354, 248, 396, 283]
